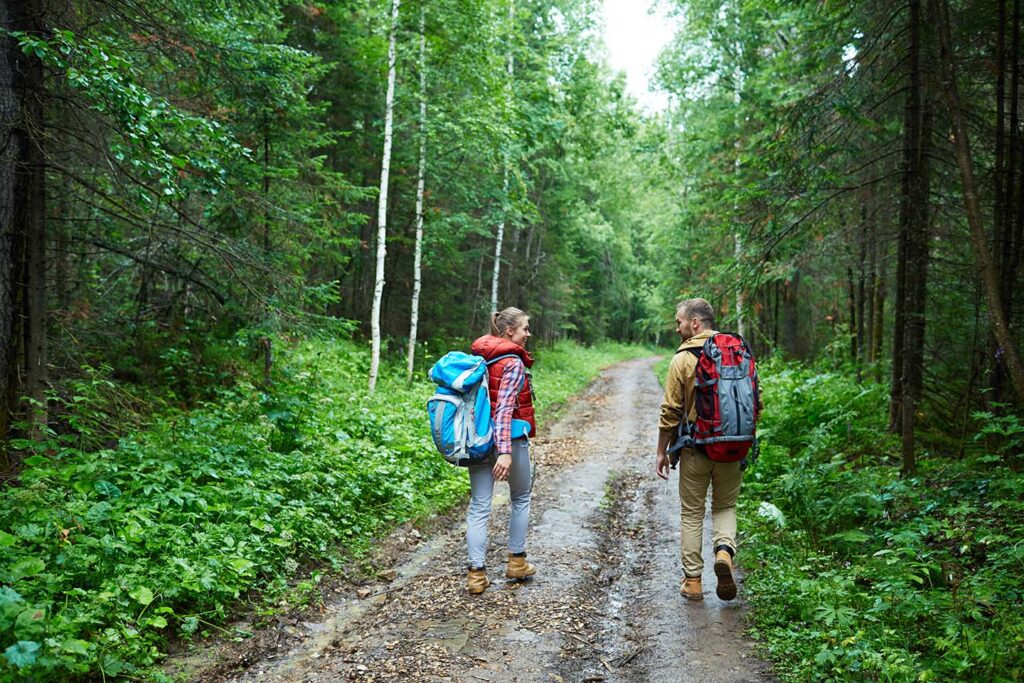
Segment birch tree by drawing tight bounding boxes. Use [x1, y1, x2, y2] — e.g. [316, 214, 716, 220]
[407, 3, 427, 383]
[490, 0, 514, 316]
[369, 0, 400, 393]
[732, 1, 746, 339]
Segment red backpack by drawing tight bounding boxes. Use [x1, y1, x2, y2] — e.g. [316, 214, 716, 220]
[669, 332, 760, 464]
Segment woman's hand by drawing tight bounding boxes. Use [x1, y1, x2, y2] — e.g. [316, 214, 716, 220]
[492, 452, 512, 481]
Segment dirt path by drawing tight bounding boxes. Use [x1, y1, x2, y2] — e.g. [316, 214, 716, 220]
[188, 358, 775, 682]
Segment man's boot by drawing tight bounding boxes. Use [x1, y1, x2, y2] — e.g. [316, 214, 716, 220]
[714, 547, 737, 601]
[505, 553, 536, 580]
[680, 576, 703, 601]
[467, 567, 490, 595]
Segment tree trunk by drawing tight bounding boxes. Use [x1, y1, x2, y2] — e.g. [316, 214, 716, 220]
[0, 2, 21, 450]
[931, 0, 1024, 405]
[369, 0, 400, 393]
[865, 184, 878, 364]
[406, 5, 427, 384]
[16, 0, 46, 436]
[263, 122, 271, 253]
[994, 0, 1007, 271]
[890, 0, 921, 434]
[996, 0, 1023, 402]
[901, 93, 932, 476]
[857, 203, 868, 374]
[782, 269, 800, 358]
[872, 236, 887, 381]
[991, 0, 1007, 268]
[847, 265, 857, 361]
[490, 0, 515, 316]
[54, 173, 71, 311]
[733, 1, 746, 339]
[773, 279, 780, 350]
[735, 231, 746, 338]
[490, 163, 507, 315]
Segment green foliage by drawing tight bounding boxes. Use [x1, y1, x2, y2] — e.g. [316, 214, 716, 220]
[0, 336, 641, 680]
[971, 408, 1024, 462]
[0, 339, 448, 680]
[742, 361, 1024, 682]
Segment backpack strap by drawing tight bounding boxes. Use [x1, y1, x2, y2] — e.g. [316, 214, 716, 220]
[485, 353, 521, 366]
[668, 346, 705, 464]
[485, 353, 526, 391]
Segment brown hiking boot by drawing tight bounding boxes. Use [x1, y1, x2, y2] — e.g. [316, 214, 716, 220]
[506, 553, 536, 580]
[467, 567, 490, 595]
[680, 576, 703, 601]
[714, 549, 737, 601]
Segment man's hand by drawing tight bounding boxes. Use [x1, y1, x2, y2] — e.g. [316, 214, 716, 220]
[493, 452, 512, 481]
[656, 452, 671, 480]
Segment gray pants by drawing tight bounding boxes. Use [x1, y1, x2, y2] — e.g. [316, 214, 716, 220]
[466, 437, 532, 568]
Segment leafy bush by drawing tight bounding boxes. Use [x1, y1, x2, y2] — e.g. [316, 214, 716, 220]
[0, 336, 647, 680]
[742, 360, 1024, 682]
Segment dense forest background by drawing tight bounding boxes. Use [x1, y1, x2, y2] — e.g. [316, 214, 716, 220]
[1, 0, 1023, 679]
[3, 0, 1023, 465]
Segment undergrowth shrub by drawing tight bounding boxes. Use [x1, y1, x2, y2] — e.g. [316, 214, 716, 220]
[0, 336, 647, 681]
[742, 359, 1024, 682]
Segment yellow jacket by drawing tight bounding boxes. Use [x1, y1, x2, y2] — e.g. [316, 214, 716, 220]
[659, 329, 716, 435]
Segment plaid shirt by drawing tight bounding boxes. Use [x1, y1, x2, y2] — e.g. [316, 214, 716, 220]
[493, 358, 525, 455]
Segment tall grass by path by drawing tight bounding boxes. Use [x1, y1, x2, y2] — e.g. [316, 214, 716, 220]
[740, 359, 1024, 682]
[651, 352, 1023, 680]
[0, 337, 651, 681]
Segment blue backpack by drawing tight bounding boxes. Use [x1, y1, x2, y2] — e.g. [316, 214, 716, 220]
[426, 352, 528, 467]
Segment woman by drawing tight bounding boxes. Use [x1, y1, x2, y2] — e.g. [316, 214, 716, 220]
[464, 307, 537, 594]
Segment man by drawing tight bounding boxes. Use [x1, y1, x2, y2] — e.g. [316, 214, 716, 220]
[655, 298, 741, 602]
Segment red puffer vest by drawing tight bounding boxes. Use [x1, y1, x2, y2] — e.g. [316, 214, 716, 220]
[470, 335, 536, 437]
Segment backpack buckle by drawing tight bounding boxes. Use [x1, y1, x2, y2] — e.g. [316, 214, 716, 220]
[667, 421, 696, 468]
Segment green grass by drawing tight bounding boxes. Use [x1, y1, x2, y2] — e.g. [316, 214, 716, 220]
[741, 360, 1024, 682]
[0, 335, 651, 681]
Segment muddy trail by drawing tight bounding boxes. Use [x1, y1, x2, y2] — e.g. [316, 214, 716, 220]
[183, 358, 775, 683]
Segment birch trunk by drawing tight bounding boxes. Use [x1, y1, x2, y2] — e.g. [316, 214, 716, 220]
[407, 5, 427, 383]
[931, 0, 1024, 405]
[490, 0, 514, 316]
[733, 2, 746, 338]
[369, 0, 400, 393]
[490, 164, 507, 315]
[734, 231, 745, 337]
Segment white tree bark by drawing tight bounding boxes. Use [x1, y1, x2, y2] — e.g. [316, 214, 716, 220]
[369, 0, 400, 393]
[732, 2, 746, 338]
[490, 0, 515, 316]
[490, 164, 508, 315]
[407, 5, 427, 383]
[735, 230, 745, 337]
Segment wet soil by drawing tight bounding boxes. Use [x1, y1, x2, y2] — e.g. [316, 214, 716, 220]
[179, 358, 775, 683]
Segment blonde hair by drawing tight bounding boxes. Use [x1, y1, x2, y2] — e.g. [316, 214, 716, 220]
[491, 307, 529, 337]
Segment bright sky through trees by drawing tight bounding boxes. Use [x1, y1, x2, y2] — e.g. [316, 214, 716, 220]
[601, 0, 674, 112]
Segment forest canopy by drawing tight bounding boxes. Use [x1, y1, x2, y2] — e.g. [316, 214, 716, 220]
[0, 0, 1019, 472]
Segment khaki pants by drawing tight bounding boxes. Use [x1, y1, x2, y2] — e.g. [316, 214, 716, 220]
[677, 450, 742, 577]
